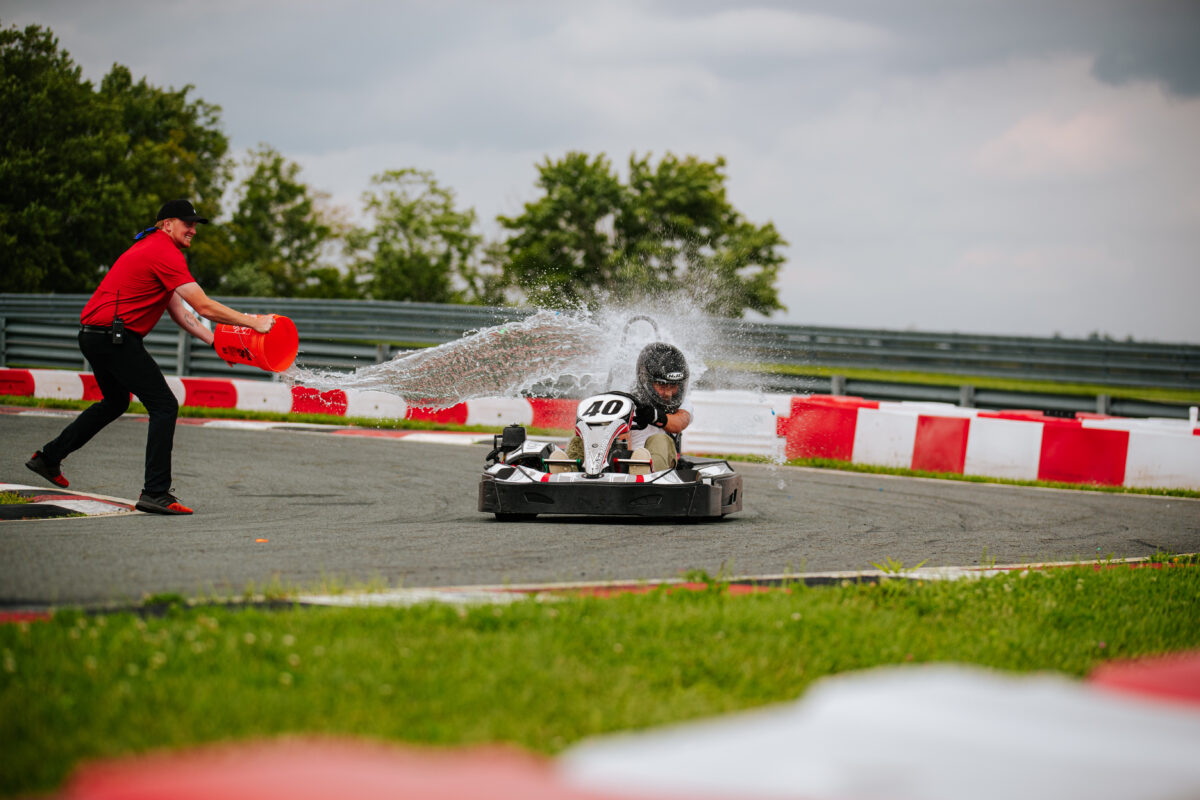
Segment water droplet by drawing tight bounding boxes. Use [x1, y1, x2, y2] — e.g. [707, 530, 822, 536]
[285, 292, 750, 409]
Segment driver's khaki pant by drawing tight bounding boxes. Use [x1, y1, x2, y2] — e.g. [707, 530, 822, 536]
[642, 432, 679, 472]
[566, 432, 677, 472]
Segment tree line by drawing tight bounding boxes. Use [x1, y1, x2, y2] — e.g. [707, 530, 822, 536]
[1, 22, 786, 317]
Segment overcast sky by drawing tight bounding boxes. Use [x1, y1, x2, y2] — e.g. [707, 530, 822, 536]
[4, 0, 1199, 343]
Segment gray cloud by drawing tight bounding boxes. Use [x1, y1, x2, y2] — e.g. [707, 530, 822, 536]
[1087, 1, 1200, 96]
[836, 0, 1200, 97]
[659, 0, 1200, 98]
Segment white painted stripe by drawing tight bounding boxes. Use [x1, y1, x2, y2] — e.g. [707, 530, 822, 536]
[42, 499, 134, 515]
[199, 420, 286, 431]
[12, 410, 79, 418]
[297, 555, 1195, 608]
[398, 432, 493, 446]
[0, 483, 138, 515]
[300, 589, 524, 607]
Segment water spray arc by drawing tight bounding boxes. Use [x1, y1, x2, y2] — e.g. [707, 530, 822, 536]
[286, 303, 716, 411]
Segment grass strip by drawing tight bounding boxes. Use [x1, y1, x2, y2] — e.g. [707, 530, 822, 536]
[2, 562, 1198, 797]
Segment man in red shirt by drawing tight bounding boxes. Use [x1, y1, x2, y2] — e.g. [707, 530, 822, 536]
[25, 200, 277, 515]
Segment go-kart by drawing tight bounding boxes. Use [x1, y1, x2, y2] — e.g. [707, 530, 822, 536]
[478, 391, 742, 521]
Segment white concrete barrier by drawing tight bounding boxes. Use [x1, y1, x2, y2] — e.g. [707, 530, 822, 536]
[1124, 430, 1200, 490]
[28, 369, 84, 400]
[853, 408, 920, 468]
[685, 391, 788, 458]
[963, 416, 1043, 481]
[233, 379, 295, 414]
[465, 398, 534, 427]
[345, 389, 409, 420]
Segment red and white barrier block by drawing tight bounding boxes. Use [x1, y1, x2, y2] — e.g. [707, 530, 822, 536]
[773, 395, 1200, 490]
[0, 369, 572, 430]
[3, 369, 1198, 490]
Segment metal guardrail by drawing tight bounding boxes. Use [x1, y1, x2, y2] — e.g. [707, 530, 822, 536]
[2, 294, 1197, 418]
[715, 321, 1200, 389]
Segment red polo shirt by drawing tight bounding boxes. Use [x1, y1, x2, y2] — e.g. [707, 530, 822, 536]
[80, 231, 197, 336]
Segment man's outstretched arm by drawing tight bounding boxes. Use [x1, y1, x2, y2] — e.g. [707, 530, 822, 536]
[166, 292, 215, 345]
[173, 282, 274, 334]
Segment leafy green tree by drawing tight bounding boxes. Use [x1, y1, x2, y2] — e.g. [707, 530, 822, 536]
[217, 145, 346, 297]
[497, 152, 625, 309]
[347, 168, 491, 304]
[1, 23, 127, 292]
[99, 64, 230, 234]
[0, 22, 230, 293]
[498, 151, 787, 317]
[473, 241, 521, 307]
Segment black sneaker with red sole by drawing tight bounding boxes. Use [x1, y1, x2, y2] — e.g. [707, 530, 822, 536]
[135, 491, 194, 515]
[25, 452, 68, 488]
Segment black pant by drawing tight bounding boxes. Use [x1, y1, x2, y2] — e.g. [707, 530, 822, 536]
[41, 331, 179, 494]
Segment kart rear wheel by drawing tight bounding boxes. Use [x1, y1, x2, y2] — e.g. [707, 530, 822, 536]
[494, 512, 538, 522]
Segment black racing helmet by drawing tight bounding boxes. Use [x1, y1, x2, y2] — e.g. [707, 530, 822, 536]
[635, 342, 689, 412]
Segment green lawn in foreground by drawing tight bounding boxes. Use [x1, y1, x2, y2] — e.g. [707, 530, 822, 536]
[2, 562, 1197, 797]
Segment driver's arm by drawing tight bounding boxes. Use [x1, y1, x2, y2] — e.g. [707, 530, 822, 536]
[663, 409, 691, 435]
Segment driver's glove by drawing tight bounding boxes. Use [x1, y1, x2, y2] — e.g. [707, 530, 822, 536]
[634, 402, 667, 429]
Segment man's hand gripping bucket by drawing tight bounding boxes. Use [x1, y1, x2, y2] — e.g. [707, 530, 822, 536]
[213, 315, 299, 373]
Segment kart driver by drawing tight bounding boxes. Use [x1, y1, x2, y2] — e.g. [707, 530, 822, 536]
[551, 342, 693, 474]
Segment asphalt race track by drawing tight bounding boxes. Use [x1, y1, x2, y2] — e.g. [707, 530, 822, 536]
[2, 411, 1198, 607]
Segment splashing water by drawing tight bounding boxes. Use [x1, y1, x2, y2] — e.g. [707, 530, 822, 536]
[284, 296, 720, 409]
[288, 310, 599, 406]
[285, 288, 795, 467]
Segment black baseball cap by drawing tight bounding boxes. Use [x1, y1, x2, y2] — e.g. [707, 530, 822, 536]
[156, 199, 209, 224]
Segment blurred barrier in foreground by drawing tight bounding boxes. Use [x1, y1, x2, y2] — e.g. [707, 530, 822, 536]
[43, 653, 1200, 800]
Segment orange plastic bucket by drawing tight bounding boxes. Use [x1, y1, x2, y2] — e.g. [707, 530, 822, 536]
[213, 314, 298, 373]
